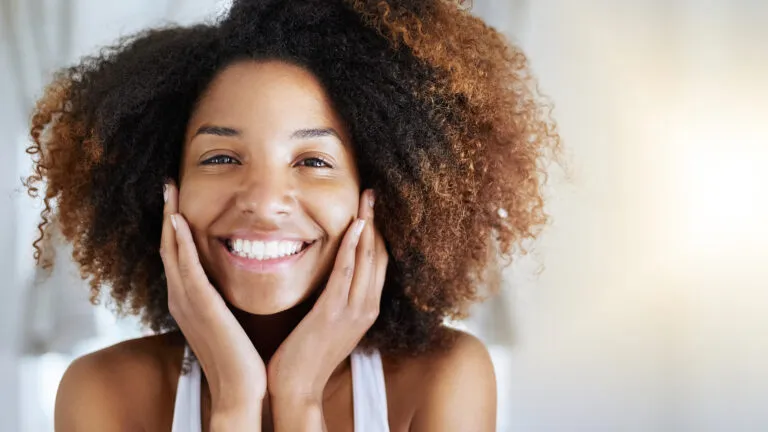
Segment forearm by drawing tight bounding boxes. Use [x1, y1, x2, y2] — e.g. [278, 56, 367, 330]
[271, 396, 326, 432]
[209, 399, 263, 432]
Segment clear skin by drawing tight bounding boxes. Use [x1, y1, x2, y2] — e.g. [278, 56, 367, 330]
[179, 60, 364, 316]
[53, 60, 497, 432]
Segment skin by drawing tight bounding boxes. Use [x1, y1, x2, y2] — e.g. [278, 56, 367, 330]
[53, 60, 497, 431]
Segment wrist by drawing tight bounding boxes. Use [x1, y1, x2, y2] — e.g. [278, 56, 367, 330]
[210, 387, 265, 430]
[210, 389, 265, 416]
[266, 371, 325, 405]
[209, 400, 263, 432]
[209, 373, 267, 411]
[269, 391, 322, 407]
[270, 395, 324, 432]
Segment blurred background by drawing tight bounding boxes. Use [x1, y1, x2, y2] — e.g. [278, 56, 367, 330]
[1, 0, 767, 431]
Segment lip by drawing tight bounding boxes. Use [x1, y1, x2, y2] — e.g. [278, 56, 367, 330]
[220, 239, 314, 273]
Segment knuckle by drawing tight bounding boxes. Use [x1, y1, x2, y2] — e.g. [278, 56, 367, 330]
[322, 305, 343, 323]
[349, 307, 378, 326]
[342, 265, 354, 281]
[167, 299, 181, 317]
[178, 262, 192, 278]
[363, 307, 380, 323]
[354, 307, 379, 325]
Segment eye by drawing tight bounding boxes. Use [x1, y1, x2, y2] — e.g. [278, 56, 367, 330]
[201, 154, 241, 165]
[298, 157, 332, 168]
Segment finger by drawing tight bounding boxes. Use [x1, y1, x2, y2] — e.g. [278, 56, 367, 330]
[173, 213, 215, 294]
[323, 217, 366, 306]
[160, 182, 181, 289]
[366, 228, 388, 310]
[160, 181, 178, 253]
[349, 190, 376, 306]
[173, 213, 232, 321]
[163, 179, 178, 217]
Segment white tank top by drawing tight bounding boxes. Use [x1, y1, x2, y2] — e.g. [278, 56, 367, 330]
[171, 346, 390, 431]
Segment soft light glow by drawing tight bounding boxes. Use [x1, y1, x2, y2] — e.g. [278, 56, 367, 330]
[662, 100, 768, 265]
[678, 139, 767, 249]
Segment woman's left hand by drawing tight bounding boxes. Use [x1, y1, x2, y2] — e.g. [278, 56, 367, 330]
[266, 189, 387, 405]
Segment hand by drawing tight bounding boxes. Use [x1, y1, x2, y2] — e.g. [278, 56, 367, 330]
[266, 189, 388, 403]
[160, 181, 266, 418]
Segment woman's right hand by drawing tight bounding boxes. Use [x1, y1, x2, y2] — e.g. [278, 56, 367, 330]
[160, 181, 266, 427]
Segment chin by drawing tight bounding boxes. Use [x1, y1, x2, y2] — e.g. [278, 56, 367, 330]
[199, 236, 328, 315]
[219, 279, 317, 316]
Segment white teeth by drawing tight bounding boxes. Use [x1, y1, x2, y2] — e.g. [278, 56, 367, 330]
[253, 241, 264, 260]
[228, 238, 306, 260]
[265, 241, 278, 257]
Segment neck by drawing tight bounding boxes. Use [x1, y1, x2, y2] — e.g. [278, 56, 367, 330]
[229, 295, 317, 363]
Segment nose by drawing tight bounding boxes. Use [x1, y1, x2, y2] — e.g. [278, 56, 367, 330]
[234, 164, 296, 219]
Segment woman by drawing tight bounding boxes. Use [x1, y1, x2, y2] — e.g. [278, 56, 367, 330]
[26, 0, 558, 430]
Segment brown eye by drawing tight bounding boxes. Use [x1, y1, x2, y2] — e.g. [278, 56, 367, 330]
[298, 157, 331, 168]
[201, 155, 241, 165]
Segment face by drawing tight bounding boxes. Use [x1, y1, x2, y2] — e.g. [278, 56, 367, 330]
[179, 60, 361, 315]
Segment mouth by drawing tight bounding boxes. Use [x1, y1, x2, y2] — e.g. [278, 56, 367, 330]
[221, 238, 315, 261]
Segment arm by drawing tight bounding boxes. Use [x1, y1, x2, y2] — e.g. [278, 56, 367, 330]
[411, 332, 498, 431]
[267, 189, 384, 432]
[270, 396, 326, 432]
[209, 403, 264, 432]
[54, 354, 132, 431]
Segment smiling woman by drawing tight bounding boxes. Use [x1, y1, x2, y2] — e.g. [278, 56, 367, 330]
[181, 61, 362, 315]
[24, 0, 558, 430]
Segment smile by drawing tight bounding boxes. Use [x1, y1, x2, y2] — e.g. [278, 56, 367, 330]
[223, 238, 313, 261]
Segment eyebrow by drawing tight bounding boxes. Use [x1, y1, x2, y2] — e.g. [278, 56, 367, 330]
[194, 125, 241, 137]
[194, 125, 342, 141]
[290, 127, 341, 141]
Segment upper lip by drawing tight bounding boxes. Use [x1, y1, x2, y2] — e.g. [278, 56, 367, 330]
[221, 230, 315, 243]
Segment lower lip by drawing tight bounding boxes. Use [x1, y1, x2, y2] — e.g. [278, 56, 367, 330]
[221, 241, 312, 273]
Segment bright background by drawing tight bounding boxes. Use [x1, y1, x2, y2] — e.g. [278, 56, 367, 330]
[1, 0, 767, 431]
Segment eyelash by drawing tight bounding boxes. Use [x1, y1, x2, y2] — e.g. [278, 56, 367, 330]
[200, 155, 332, 168]
[298, 157, 332, 168]
[201, 155, 240, 165]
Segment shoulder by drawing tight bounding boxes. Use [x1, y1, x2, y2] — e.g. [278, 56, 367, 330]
[54, 332, 184, 431]
[384, 327, 497, 431]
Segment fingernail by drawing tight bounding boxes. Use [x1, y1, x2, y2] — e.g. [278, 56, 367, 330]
[170, 214, 177, 230]
[163, 183, 169, 203]
[368, 190, 376, 208]
[354, 219, 366, 237]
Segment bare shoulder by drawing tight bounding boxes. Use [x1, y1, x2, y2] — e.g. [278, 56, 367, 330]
[383, 328, 497, 431]
[54, 332, 184, 431]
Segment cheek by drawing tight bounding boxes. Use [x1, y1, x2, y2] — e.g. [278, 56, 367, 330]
[306, 187, 360, 241]
[178, 180, 228, 229]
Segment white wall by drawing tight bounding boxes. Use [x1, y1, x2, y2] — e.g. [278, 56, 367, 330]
[1, 38, 23, 432]
[498, 1, 768, 431]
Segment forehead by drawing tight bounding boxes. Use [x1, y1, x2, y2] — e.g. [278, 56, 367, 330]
[188, 60, 345, 139]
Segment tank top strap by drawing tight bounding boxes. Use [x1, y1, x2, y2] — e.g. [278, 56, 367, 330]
[172, 345, 202, 432]
[350, 347, 390, 431]
[171, 346, 389, 431]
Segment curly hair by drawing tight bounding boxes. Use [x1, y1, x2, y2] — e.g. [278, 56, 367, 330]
[26, 0, 559, 355]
